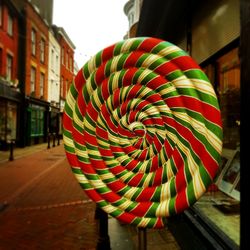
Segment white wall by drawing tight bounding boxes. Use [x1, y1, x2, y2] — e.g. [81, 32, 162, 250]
[48, 30, 61, 104]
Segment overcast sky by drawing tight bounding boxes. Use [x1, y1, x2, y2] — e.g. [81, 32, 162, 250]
[53, 0, 129, 69]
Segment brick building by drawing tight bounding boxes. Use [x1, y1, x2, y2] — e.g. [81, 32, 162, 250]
[0, 0, 22, 149]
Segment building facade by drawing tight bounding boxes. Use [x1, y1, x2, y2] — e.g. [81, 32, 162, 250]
[1, 0, 76, 149]
[0, 0, 22, 149]
[123, 0, 143, 38]
[52, 25, 76, 135]
[21, 1, 50, 146]
[48, 29, 60, 135]
[136, 0, 241, 248]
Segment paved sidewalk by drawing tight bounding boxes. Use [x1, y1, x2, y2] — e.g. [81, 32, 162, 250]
[0, 144, 180, 250]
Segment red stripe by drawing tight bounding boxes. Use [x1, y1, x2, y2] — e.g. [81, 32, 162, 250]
[117, 212, 136, 225]
[145, 75, 168, 89]
[138, 37, 162, 52]
[175, 190, 189, 214]
[155, 61, 179, 77]
[107, 180, 126, 193]
[124, 51, 145, 68]
[85, 189, 103, 203]
[101, 191, 121, 203]
[166, 96, 222, 126]
[75, 68, 86, 92]
[172, 56, 201, 71]
[102, 44, 116, 62]
[128, 173, 144, 187]
[95, 63, 106, 85]
[136, 187, 156, 201]
[154, 218, 165, 229]
[66, 152, 79, 167]
[63, 112, 73, 131]
[153, 168, 163, 186]
[130, 202, 152, 217]
[166, 116, 219, 177]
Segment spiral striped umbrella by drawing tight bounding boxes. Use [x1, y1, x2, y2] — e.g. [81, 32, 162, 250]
[63, 37, 223, 228]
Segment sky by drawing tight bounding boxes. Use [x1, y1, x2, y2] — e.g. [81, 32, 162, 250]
[53, 0, 129, 69]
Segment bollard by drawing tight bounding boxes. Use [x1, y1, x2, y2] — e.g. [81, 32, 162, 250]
[53, 133, 56, 147]
[47, 133, 51, 149]
[9, 140, 15, 161]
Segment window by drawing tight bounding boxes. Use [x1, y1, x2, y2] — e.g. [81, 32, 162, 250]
[217, 47, 240, 149]
[30, 67, 36, 95]
[61, 47, 64, 64]
[0, 101, 17, 141]
[51, 49, 54, 70]
[60, 76, 64, 98]
[30, 105, 45, 136]
[0, 3, 2, 27]
[40, 39, 45, 63]
[31, 29, 36, 56]
[6, 55, 13, 81]
[56, 55, 59, 73]
[70, 56, 73, 72]
[0, 48, 3, 74]
[66, 51, 68, 68]
[7, 12, 13, 36]
[40, 72, 45, 98]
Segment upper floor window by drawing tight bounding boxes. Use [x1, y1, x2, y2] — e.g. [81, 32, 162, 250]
[40, 72, 45, 98]
[56, 55, 59, 73]
[61, 47, 65, 65]
[66, 51, 68, 68]
[30, 66, 36, 95]
[40, 39, 45, 63]
[6, 54, 13, 81]
[31, 29, 36, 56]
[51, 49, 54, 70]
[7, 12, 13, 36]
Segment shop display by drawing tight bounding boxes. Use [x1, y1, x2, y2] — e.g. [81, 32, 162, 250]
[63, 37, 223, 228]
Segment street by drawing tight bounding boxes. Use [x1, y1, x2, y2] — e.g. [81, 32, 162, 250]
[0, 144, 180, 250]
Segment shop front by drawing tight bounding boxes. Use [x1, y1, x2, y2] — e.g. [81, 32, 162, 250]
[24, 97, 50, 146]
[0, 80, 22, 150]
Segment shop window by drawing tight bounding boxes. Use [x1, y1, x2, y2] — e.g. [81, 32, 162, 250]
[194, 46, 240, 248]
[0, 101, 17, 142]
[30, 106, 44, 136]
[217, 47, 240, 149]
[31, 28, 36, 56]
[6, 54, 13, 81]
[7, 12, 13, 36]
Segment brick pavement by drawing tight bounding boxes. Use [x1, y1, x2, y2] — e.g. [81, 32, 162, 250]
[0, 144, 181, 250]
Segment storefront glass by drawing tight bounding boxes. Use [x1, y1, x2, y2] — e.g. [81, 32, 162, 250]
[30, 104, 45, 137]
[199, 46, 240, 247]
[0, 100, 17, 142]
